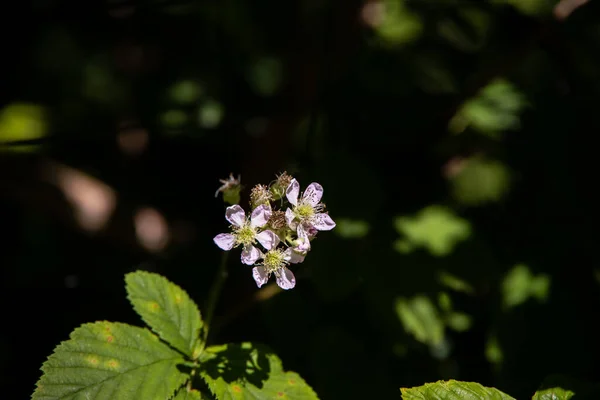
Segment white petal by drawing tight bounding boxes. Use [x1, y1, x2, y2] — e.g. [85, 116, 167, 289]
[225, 205, 246, 227]
[213, 233, 236, 250]
[312, 213, 336, 231]
[295, 225, 311, 252]
[282, 247, 292, 262]
[302, 182, 323, 207]
[252, 266, 269, 288]
[285, 208, 295, 227]
[256, 230, 280, 250]
[290, 251, 306, 264]
[276, 267, 296, 290]
[250, 204, 271, 228]
[241, 245, 261, 265]
[285, 179, 300, 206]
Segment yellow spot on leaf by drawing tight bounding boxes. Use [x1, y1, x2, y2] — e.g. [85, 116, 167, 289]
[277, 391, 285, 397]
[175, 293, 182, 304]
[86, 355, 99, 365]
[106, 359, 120, 369]
[106, 335, 114, 343]
[149, 302, 160, 312]
[288, 379, 296, 385]
[232, 384, 242, 393]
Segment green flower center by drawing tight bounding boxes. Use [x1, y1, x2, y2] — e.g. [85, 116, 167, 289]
[234, 225, 256, 246]
[295, 203, 314, 219]
[263, 249, 287, 273]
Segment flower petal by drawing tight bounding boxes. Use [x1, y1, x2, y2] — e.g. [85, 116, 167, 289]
[295, 225, 311, 252]
[285, 208, 295, 227]
[289, 251, 306, 264]
[282, 247, 293, 262]
[256, 230, 280, 250]
[286, 179, 300, 206]
[225, 205, 246, 227]
[213, 233, 236, 250]
[302, 182, 324, 207]
[250, 204, 272, 228]
[312, 213, 336, 231]
[252, 266, 269, 288]
[276, 267, 296, 290]
[241, 245, 261, 265]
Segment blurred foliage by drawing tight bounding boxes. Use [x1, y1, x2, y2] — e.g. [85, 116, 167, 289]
[2, 0, 600, 398]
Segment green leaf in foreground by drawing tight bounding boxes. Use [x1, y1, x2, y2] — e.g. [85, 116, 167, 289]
[200, 342, 319, 400]
[126, 271, 203, 357]
[173, 388, 204, 400]
[400, 380, 515, 400]
[532, 387, 575, 400]
[33, 321, 188, 400]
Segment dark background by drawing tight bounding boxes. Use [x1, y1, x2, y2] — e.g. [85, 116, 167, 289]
[2, 0, 600, 398]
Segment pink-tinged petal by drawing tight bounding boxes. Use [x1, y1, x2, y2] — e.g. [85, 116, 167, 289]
[295, 225, 311, 252]
[312, 213, 336, 231]
[241, 245, 261, 265]
[286, 179, 300, 206]
[285, 208, 295, 227]
[256, 230, 280, 250]
[213, 233, 236, 250]
[250, 204, 272, 228]
[302, 182, 324, 207]
[276, 267, 296, 290]
[282, 247, 293, 262]
[289, 251, 306, 264]
[252, 266, 269, 288]
[225, 205, 246, 227]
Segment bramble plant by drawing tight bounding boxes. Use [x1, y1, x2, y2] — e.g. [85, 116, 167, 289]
[31, 173, 597, 400]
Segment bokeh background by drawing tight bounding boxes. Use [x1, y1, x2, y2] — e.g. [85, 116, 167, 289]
[2, 0, 600, 398]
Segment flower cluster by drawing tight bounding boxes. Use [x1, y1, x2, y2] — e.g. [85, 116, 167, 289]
[214, 172, 335, 290]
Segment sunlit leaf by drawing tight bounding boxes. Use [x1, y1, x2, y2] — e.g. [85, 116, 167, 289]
[438, 271, 475, 294]
[32, 322, 188, 400]
[449, 156, 511, 206]
[394, 205, 471, 257]
[502, 264, 550, 309]
[400, 380, 515, 399]
[199, 342, 319, 400]
[395, 296, 444, 346]
[173, 388, 204, 400]
[532, 387, 575, 400]
[126, 271, 203, 358]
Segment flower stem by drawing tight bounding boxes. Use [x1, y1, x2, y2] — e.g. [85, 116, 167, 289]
[203, 252, 229, 344]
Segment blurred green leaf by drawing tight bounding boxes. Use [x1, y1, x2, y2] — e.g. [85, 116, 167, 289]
[449, 79, 526, 138]
[400, 380, 515, 399]
[169, 80, 204, 104]
[502, 264, 550, 309]
[485, 335, 503, 365]
[0, 103, 47, 152]
[438, 8, 490, 52]
[493, 0, 555, 16]
[374, 0, 423, 46]
[449, 156, 511, 206]
[394, 205, 471, 257]
[247, 57, 283, 97]
[445, 312, 472, 332]
[161, 109, 188, 128]
[198, 100, 224, 129]
[395, 295, 445, 346]
[438, 271, 475, 294]
[335, 218, 370, 239]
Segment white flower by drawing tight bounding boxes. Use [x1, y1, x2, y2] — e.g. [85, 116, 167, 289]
[252, 248, 296, 290]
[213, 204, 279, 265]
[285, 179, 336, 232]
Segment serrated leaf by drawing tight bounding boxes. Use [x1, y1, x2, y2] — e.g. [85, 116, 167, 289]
[173, 388, 204, 400]
[532, 387, 575, 400]
[400, 380, 515, 400]
[200, 342, 319, 400]
[33, 321, 188, 400]
[126, 271, 203, 357]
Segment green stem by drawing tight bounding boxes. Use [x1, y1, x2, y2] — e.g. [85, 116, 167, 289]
[203, 252, 229, 345]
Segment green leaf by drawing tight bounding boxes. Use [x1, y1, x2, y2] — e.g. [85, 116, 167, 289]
[395, 296, 445, 346]
[126, 271, 203, 358]
[200, 342, 319, 400]
[400, 380, 515, 400]
[532, 387, 575, 400]
[173, 388, 204, 400]
[33, 322, 188, 400]
[502, 264, 550, 310]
